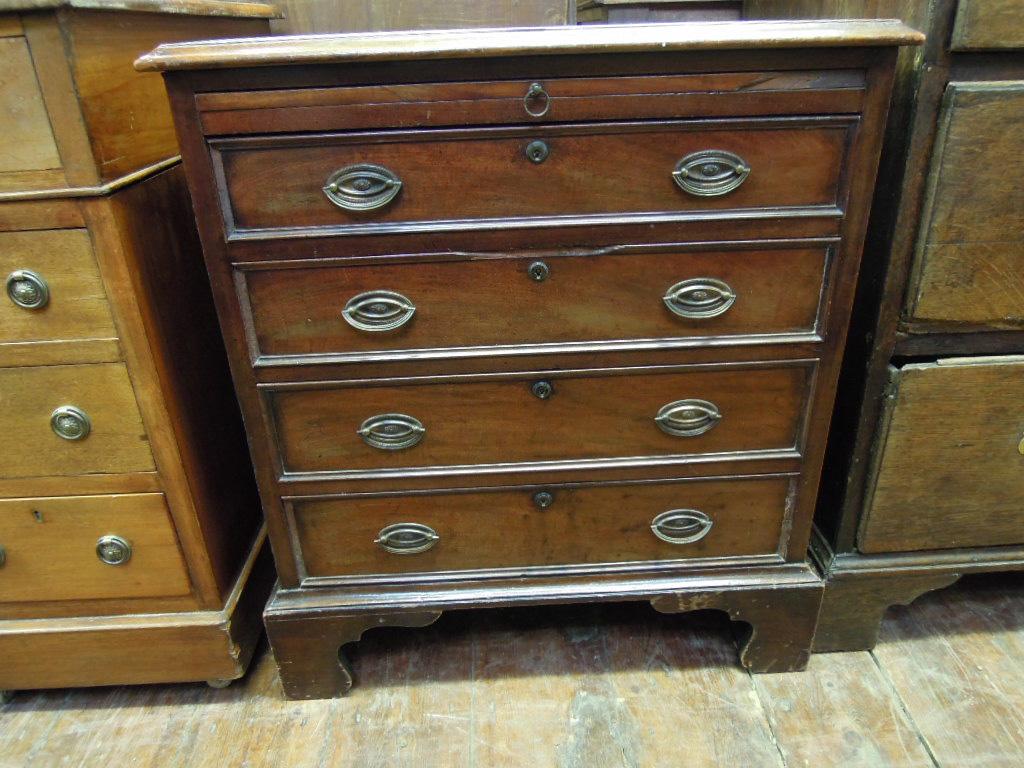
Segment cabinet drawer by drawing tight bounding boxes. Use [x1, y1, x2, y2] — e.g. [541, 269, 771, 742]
[860, 357, 1024, 553]
[269, 364, 809, 475]
[293, 476, 791, 578]
[0, 229, 117, 348]
[0, 363, 155, 479]
[244, 245, 829, 360]
[951, 0, 1024, 50]
[906, 83, 1024, 329]
[0, 493, 191, 604]
[215, 120, 849, 237]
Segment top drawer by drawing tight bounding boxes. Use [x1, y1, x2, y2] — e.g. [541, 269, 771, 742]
[214, 118, 851, 238]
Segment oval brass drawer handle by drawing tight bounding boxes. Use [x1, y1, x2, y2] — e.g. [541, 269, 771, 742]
[6, 269, 49, 310]
[342, 290, 416, 332]
[651, 510, 713, 545]
[96, 535, 132, 566]
[375, 523, 439, 555]
[672, 150, 750, 197]
[655, 399, 721, 437]
[323, 163, 402, 211]
[50, 405, 91, 441]
[664, 278, 737, 319]
[358, 413, 425, 451]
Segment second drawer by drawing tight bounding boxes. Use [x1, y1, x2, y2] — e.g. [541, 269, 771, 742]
[268, 364, 810, 474]
[292, 475, 792, 578]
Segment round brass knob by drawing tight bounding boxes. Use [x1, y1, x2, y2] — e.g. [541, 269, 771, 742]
[528, 261, 550, 282]
[96, 535, 132, 566]
[50, 405, 91, 441]
[525, 140, 549, 164]
[6, 269, 49, 310]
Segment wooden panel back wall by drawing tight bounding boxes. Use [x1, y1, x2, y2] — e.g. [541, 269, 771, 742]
[269, 0, 572, 34]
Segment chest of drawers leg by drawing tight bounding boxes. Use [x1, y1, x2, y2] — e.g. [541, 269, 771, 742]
[147, 20, 920, 697]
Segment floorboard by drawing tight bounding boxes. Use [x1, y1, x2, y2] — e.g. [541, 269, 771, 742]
[2, 576, 1022, 768]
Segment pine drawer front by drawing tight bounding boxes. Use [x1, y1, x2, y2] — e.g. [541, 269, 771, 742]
[242, 244, 830, 361]
[0, 363, 155, 479]
[0, 229, 117, 349]
[292, 476, 793, 579]
[859, 357, 1024, 553]
[0, 493, 191, 604]
[197, 71, 867, 135]
[214, 119, 850, 238]
[268, 364, 810, 476]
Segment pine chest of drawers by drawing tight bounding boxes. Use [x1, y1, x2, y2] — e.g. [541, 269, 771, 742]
[142, 20, 921, 698]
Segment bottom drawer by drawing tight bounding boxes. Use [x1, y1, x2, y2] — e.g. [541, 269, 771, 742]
[860, 356, 1024, 552]
[292, 476, 792, 579]
[0, 493, 192, 605]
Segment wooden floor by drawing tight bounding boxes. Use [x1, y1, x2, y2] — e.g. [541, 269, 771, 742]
[3, 572, 1023, 767]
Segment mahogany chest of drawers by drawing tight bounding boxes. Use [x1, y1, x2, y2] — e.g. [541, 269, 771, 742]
[142, 20, 921, 698]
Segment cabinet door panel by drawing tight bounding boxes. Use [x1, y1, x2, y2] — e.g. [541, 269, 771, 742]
[906, 83, 1024, 330]
[859, 357, 1024, 553]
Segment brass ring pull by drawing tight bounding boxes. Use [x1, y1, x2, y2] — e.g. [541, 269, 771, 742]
[663, 278, 737, 319]
[323, 163, 402, 211]
[358, 413, 425, 451]
[96, 535, 132, 566]
[342, 290, 416, 332]
[655, 399, 721, 437]
[651, 510, 713, 545]
[6, 269, 49, 310]
[523, 82, 550, 117]
[50, 405, 91, 441]
[673, 150, 750, 197]
[375, 523, 439, 555]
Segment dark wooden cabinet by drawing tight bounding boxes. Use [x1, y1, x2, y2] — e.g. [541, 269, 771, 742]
[143, 20, 918, 698]
[744, 0, 1024, 652]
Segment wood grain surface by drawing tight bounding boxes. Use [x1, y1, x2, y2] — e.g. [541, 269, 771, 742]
[0, 36, 60, 178]
[3, 574, 1023, 767]
[270, 365, 808, 474]
[950, 0, 1024, 50]
[293, 476, 791, 577]
[244, 246, 828, 358]
[906, 82, 1024, 330]
[0, 493, 189, 604]
[859, 357, 1024, 553]
[218, 123, 847, 234]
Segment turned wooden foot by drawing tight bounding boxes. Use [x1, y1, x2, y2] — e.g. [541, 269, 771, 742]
[813, 572, 960, 652]
[265, 610, 442, 699]
[651, 584, 823, 673]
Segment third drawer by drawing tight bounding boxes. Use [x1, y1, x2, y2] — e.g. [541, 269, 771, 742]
[267, 363, 810, 475]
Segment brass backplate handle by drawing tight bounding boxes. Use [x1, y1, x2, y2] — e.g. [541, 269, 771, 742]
[342, 290, 416, 332]
[50, 405, 91, 441]
[655, 399, 722, 437]
[375, 523, 439, 555]
[672, 150, 750, 197]
[664, 277, 737, 319]
[358, 413, 426, 451]
[323, 163, 402, 211]
[651, 509, 713, 545]
[96, 535, 132, 566]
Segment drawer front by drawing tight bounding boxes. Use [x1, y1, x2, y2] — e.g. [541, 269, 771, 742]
[0, 229, 117, 347]
[269, 365, 808, 474]
[0, 36, 63, 189]
[0, 493, 191, 604]
[951, 0, 1024, 50]
[294, 476, 791, 578]
[906, 83, 1024, 329]
[0, 363, 155, 479]
[860, 357, 1024, 553]
[245, 245, 828, 360]
[216, 121, 848, 236]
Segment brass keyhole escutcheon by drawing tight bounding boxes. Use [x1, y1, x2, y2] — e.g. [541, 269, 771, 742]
[528, 261, 550, 282]
[533, 491, 554, 509]
[531, 380, 553, 400]
[525, 140, 549, 164]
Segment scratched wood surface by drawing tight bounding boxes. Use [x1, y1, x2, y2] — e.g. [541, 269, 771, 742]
[3, 574, 1023, 767]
